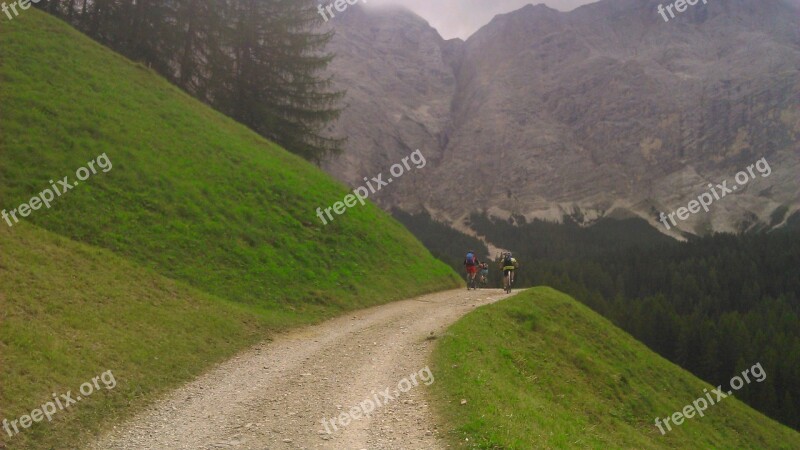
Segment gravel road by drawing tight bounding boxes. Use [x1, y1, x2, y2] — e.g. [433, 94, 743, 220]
[88, 288, 509, 450]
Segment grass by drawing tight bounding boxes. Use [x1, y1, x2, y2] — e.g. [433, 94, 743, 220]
[0, 11, 459, 312]
[0, 223, 276, 449]
[431, 287, 800, 449]
[0, 10, 460, 449]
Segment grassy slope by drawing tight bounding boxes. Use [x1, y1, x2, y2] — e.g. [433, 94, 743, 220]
[431, 287, 800, 449]
[0, 11, 459, 316]
[0, 223, 272, 449]
[0, 10, 460, 449]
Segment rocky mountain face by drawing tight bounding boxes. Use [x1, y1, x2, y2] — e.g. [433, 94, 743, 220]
[322, 0, 800, 236]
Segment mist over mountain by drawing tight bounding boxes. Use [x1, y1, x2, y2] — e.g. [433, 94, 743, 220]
[323, 0, 800, 236]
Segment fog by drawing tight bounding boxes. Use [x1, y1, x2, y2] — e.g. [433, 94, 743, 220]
[365, 0, 597, 39]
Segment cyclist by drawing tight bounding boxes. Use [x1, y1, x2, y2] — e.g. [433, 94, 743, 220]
[464, 250, 480, 290]
[500, 252, 519, 293]
[479, 262, 490, 287]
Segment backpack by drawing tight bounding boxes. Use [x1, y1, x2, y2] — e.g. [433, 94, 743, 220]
[504, 255, 513, 267]
[465, 252, 476, 266]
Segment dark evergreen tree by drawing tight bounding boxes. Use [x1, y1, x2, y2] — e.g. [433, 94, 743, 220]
[37, 0, 344, 162]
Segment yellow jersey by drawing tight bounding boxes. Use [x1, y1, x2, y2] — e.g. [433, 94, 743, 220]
[503, 257, 518, 271]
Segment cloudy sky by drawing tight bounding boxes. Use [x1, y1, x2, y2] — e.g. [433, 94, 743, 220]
[367, 0, 597, 40]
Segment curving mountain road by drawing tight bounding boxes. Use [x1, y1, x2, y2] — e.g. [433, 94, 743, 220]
[88, 289, 509, 449]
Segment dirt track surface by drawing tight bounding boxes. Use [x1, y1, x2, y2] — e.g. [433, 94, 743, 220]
[88, 288, 509, 450]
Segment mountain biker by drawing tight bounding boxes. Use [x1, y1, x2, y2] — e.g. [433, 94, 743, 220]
[464, 250, 480, 290]
[479, 262, 489, 287]
[501, 252, 519, 292]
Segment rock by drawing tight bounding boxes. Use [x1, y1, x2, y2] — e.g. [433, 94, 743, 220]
[323, 2, 800, 235]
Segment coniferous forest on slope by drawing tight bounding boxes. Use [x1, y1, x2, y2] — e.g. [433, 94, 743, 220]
[401, 211, 800, 430]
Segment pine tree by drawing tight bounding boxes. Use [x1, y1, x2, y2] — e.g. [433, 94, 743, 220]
[37, 0, 344, 162]
[224, 0, 344, 162]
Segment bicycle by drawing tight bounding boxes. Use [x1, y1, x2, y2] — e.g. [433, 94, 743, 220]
[466, 272, 478, 290]
[503, 269, 514, 293]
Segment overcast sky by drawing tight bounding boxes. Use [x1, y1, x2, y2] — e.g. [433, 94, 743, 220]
[367, 0, 597, 40]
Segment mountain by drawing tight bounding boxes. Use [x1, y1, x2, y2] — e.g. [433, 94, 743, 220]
[432, 287, 800, 448]
[323, 0, 800, 237]
[322, 5, 462, 198]
[0, 11, 458, 449]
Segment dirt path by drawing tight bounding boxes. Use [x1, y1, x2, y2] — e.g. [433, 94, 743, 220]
[88, 288, 509, 450]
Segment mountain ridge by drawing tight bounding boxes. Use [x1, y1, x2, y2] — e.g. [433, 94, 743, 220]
[323, 0, 800, 237]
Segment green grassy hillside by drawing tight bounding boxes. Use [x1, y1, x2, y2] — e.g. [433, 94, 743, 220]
[0, 11, 459, 313]
[431, 287, 800, 449]
[0, 10, 459, 449]
[0, 223, 273, 449]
